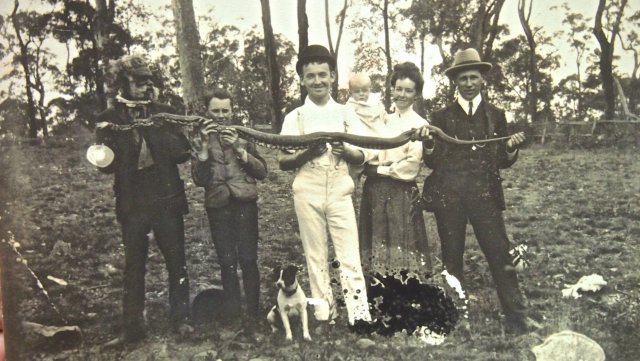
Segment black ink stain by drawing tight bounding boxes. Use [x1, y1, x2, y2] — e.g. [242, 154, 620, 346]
[351, 270, 458, 337]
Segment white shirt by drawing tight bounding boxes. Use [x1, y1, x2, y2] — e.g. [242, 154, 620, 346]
[450, 93, 518, 158]
[456, 92, 482, 116]
[280, 97, 371, 167]
[369, 108, 428, 181]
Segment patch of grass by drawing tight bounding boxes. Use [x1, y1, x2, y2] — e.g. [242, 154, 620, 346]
[1, 142, 639, 360]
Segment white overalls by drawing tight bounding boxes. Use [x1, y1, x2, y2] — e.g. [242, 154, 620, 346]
[281, 98, 372, 324]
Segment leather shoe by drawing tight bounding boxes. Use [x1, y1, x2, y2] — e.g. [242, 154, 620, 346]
[173, 321, 195, 336]
[314, 321, 336, 336]
[103, 330, 146, 348]
[349, 319, 375, 335]
[505, 316, 542, 335]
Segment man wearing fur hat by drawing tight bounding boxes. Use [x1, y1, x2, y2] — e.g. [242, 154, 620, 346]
[278, 45, 372, 327]
[92, 54, 192, 345]
[415, 48, 540, 334]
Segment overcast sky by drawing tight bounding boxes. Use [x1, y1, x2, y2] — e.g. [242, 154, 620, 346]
[195, 0, 637, 96]
[1, 0, 638, 98]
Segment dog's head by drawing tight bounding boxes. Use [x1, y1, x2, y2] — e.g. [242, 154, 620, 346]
[274, 265, 300, 290]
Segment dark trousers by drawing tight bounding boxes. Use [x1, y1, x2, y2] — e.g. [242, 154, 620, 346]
[433, 173, 527, 320]
[207, 199, 260, 319]
[120, 206, 189, 335]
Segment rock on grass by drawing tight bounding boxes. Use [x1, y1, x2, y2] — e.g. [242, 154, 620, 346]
[356, 338, 376, 349]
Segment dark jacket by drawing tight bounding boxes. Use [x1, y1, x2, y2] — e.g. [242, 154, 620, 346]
[422, 100, 518, 211]
[95, 102, 190, 222]
[191, 136, 267, 209]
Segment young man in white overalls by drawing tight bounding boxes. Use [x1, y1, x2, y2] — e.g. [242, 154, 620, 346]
[279, 45, 372, 327]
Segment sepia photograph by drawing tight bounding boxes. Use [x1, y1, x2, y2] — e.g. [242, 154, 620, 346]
[0, 0, 638, 360]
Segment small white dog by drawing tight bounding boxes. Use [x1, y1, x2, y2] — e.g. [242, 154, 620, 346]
[266, 265, 311, 341]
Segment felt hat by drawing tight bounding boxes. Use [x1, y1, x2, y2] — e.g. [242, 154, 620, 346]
[192, 287, 227, 323]
[130, 63, 153, 80]
[444, 48, 492, 78]
[296, 45, 336, 75]
[86, 144, 114, 168]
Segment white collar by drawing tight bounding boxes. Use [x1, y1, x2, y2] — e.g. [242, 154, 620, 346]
[115, 94, 151, 107]
[394, 107, 416, 118]
[304, 96, 337, 110]
[456, 93, 482, 116]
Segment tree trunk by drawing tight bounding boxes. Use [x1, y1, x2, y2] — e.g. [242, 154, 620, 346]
[11, 0, 38, 138]
[617, 33, 639, 112]
[518, 0, 537, 123]
[419, 32, 425, 74]
[297, 0, 308, 102]
[32, 39, 49, 138]
[383, 0, 392, 112]
[435, 35, 456, 102]
[325, 0, 348, 98]
[171, 0, 205, 114]
[576, 54, 583, 120]
[613, 76, 638, 120]
[64, 41, 73, 89]
[483, 0, 505, 61]
[593, 0, 627, 119]
[35, 77, 48, 137]
[469, 0, 505, 61]
[469, 0, 486, 53]
[92, 0, 111, 111]
[260, 0, 283, 132]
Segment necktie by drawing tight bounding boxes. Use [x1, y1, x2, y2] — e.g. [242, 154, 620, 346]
[137, 134, 155, 169]
[468, 101, 474, 117]
[127, 107, 155, 170]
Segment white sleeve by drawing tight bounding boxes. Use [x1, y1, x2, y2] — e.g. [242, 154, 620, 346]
[279, 110, 300, 154]
[280, 110, 300, 136]
[376, 140, 423, 180]
[376, 115, 426, 180]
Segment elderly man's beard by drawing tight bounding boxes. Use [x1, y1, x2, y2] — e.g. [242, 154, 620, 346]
[122, 79, 156, 101]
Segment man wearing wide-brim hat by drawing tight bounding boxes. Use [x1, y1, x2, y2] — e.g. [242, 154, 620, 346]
[92, 54, 193, 346]
[414, 48, 540, 334]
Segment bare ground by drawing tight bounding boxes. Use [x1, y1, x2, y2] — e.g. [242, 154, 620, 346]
[1, 134, 639, 360]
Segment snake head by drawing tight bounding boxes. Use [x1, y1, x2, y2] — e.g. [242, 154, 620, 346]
[409, 128, 420, 141]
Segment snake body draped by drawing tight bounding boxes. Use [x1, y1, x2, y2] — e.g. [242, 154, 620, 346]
[101, 113, 513, 150]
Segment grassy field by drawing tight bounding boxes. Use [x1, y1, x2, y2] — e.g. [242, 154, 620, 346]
[1, 132, 639, 360]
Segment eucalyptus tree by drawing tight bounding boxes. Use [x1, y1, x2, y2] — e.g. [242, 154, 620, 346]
[554, 2, 593, 121]
[297, 0, 308, 102]
[593, 0, 628, 119]
[171, 0, 205, 114]
[260, 0, 283, 131]
[518, 0, 538, 122]
[6, 1, 61, 138]
[325, 0, 348, 98]
[616, 10, 640, 112]
[352, 0, 398, 111]
[48, 0, 130, 113]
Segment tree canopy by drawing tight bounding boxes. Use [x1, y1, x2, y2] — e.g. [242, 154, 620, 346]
[0, 0, 638, 139]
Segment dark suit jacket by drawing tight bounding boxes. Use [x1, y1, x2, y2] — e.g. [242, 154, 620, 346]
[422, 100, 518, 211]
[95, 102, 190, 222]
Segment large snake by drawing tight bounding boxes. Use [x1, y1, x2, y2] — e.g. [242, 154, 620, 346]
[100, 113, 515, 150]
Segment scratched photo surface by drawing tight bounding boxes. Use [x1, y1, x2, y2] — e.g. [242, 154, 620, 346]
[1, 0, 639, 360]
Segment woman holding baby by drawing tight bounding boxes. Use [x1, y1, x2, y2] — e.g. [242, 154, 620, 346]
[358, 62, 432, 282]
